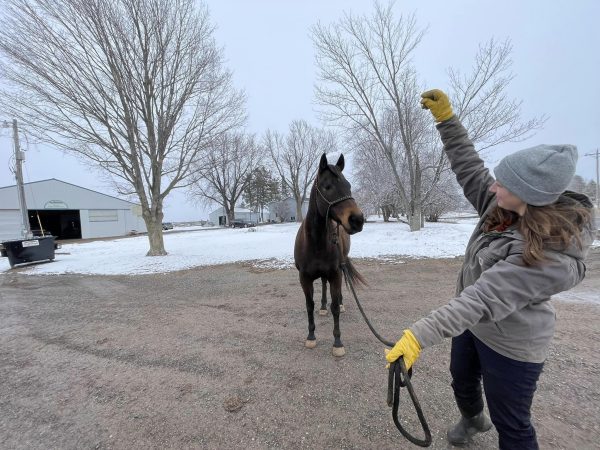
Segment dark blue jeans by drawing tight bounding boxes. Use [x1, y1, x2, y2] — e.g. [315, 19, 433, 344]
[450, 330, 544, 450]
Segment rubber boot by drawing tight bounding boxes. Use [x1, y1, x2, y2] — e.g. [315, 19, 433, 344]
[447, 411, 493, 447]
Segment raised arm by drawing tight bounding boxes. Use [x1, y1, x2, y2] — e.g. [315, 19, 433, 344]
[421, 90, 496, 216]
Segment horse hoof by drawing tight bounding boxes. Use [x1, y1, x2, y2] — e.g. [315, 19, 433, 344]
[339, 304, 346, 313]
[332, 346, 345, 357]
[318, 309, 328, 316]
[305, 339, 317, 349]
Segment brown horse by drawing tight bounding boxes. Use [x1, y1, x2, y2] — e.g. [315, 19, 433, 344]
[294, 153, 366, 357]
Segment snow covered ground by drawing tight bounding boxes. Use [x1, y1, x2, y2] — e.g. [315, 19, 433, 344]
[2, 215, 598, 305]
[1, 217, 480, 275]
[1, 215, 598, 281]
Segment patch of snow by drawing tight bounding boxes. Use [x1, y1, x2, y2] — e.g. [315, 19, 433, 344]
[553, 290, 600, 305]
[1, 217, 479, 275]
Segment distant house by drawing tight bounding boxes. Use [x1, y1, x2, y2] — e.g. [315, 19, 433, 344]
[208, 206, 261, 226]
[266, 197, 309, 223]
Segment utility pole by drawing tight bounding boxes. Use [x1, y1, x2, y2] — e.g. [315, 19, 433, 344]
[2, 119, 32, 239]
[584, 149, 599, 209]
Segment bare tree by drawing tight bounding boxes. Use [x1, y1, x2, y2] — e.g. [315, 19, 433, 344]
[312, 4, 426, 230]
[270, 201, 290, 223]
[189, 132, 262, 226]
[568, 175, 586, 194]
[264, 120, 337, 222]
[449, 39, 546, 150]
[0, 0, 246, 255]
[422, 176, 462, 222]
[584, 180, 598, 206]
[352, 135, 399, 220]
[312, 2, 544, 231]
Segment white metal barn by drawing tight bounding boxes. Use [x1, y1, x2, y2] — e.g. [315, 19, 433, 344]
[0, 179, 146, 241]
[208, 206, 261, 226]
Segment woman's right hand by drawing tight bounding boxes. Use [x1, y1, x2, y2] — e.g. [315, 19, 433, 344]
[421, 89, 454, 122]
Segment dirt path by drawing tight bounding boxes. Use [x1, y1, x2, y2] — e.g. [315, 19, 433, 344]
[1, 249, 599, 449]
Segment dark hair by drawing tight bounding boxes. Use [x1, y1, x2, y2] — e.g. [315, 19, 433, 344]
[484, 195, 593, 266]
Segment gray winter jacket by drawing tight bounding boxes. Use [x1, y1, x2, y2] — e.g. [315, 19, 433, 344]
[410, 116, 594, 363]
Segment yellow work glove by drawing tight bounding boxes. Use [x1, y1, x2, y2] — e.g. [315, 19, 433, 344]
[420, 89, 454, 122]
[384, 329, 421, 370]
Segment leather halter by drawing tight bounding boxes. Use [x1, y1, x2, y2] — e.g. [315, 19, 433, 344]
[314, 174, 354, 211]
[314, 175, 353, 243]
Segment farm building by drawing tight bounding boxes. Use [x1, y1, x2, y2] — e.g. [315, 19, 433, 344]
[266, 197, 309, 222]
[208, 206, 261, 226]
[0, 179, 146, 241]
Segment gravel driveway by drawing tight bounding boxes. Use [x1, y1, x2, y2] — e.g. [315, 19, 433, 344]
[1, 249, 599, 449]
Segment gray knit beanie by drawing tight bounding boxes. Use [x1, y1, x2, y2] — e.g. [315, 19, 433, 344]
[493, 144, 578, 206]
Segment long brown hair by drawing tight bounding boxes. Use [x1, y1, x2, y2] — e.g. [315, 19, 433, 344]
[484, 194, 593, 266]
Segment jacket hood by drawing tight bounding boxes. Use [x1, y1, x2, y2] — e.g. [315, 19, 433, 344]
[554, 190, 595, 260]
[561, 190, 594, 208]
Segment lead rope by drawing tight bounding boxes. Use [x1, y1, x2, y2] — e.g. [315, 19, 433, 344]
[340, 263, 432, 448]
[314, 179, 431, 446]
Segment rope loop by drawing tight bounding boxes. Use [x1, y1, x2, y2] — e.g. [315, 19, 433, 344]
[340, 264, 432, 447]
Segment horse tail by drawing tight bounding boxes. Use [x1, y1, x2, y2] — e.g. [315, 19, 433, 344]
[341, 257, 367, 288]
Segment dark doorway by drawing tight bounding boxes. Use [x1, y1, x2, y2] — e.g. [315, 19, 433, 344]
[28, 210, 82, 240]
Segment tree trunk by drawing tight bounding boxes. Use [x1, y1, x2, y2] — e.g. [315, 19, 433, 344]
[382, 205, 390, 222]
[225, 204, 234, 227]
[409, 203, 422, 232]
[143, 212, 166, 256]
[409, 172, 423, 231]
[295, 197, 303, 222]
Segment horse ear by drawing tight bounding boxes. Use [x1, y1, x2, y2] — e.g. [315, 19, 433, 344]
[336, 154, 345, 172]
[319, 153, 328, 172]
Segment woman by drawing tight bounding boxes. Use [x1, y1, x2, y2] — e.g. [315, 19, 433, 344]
[385, 89, 594, 449]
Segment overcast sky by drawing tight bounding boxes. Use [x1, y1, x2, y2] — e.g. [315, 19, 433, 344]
[1, 0, 598, 221]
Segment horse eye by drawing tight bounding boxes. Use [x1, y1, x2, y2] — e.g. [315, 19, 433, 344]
[324, 184, 332, 190]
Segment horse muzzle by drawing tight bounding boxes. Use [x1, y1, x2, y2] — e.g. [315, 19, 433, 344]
[346, 211, 364, 234]
[331, 202, 364, 235]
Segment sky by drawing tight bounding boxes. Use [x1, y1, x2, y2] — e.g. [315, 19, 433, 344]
[1, 0, 598, 221]
[2, 216, 598, 303]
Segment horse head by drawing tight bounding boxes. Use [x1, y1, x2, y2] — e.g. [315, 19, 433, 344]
[315, 153, 364, 235]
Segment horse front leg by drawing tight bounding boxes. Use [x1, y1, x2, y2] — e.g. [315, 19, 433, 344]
[329, 271, 345, 357]
[333, 275, 345, 313]
[319, 277, 328, 316]
[300, 273, 317, 349]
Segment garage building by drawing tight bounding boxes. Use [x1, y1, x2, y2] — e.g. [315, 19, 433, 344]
[0, 179, 147, 241]
[208, 206, 261, 226]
